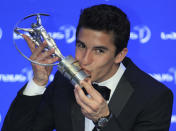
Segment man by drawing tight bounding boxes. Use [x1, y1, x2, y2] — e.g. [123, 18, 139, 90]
[2, 4, 173, 131]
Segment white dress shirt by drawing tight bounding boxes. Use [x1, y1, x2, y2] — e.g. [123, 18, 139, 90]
[23, 63, 126, 131]
[85, 63, 126, 131]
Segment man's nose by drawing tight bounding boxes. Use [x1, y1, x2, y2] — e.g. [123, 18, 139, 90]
[80, 50, 92, 66]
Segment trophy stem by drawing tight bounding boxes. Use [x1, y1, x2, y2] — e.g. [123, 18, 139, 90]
[58, 56, 89, 86]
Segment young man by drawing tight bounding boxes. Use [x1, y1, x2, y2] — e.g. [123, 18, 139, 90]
[2, 4, 173, 131]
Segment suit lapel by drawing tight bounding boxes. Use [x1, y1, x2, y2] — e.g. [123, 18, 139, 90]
[71, 99, 85, 131]
[70, 62, 134, 131]
[109, 75, 134, 118]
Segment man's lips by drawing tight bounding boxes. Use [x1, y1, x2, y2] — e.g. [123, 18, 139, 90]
[73, 60, 91, 75]
[81, 68, 91, 75]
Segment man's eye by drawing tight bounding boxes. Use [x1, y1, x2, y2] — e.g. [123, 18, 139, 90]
[76, 42, 86, 48]
[95, 49, 105, 54]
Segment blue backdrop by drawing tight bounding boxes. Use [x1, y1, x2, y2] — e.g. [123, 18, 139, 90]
[0, 0, 175, 130]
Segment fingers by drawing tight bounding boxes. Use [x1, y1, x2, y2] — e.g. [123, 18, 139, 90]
[74, 84, 92, 107]
[27, 41, 59, 64]
[22, 34, 58, 63]
[33, 47, 53, 60]
[74, 80, 103, 109]
[74, 82, 108, 121]
[22, 34, 35, 52]
[80, 80, 101, 100]
[42, 56, 59, 65]
[74, 85, 98, 117]
[30, 42, 48, 59]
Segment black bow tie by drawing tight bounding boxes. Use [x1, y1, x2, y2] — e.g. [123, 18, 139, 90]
[82, 83, 111, 101]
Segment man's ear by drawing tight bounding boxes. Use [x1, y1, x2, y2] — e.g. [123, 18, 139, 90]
[114, 48, 128, 64]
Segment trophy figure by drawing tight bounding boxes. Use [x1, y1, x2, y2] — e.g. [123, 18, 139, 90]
[14, 13, 89, 87]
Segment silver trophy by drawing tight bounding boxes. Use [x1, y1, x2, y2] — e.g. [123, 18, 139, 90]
[13, 13, 89, 86]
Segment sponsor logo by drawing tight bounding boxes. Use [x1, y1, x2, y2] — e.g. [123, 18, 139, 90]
[0, 27, 2, 39]
[149, 67, 176, 84]
[59, 25, 76, 43]
[161, 32, 176, 40]
[171, 115, 176, 123]
[0, 67, 54, 82]
[13, 24, 153, 44]
[13, 25, 76, 44]
[130, 25, 151, 44]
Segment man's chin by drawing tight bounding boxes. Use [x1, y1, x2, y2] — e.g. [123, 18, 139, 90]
[89, 76, 97, 83]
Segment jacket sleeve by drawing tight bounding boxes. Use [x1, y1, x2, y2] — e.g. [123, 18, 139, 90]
[1, 73, 59, 131]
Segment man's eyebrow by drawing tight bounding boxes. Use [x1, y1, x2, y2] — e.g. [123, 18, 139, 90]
[93, 46, 108, 50]
[76, 40, 108, 50]
[76, 39, 84, 44]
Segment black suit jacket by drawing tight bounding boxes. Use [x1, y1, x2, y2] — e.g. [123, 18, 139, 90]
[2, 57, 173, 131]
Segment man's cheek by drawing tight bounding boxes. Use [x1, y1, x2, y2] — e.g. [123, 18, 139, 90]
[91, 72, 99, 81]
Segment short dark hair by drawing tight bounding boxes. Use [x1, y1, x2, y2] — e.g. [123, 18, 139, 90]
[76, 4, 130, 55]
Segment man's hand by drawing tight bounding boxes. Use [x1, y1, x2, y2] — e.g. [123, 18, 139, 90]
[74, 79, 110, 122]
[22, 34, 59, 86]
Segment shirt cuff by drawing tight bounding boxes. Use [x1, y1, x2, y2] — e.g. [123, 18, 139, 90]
[23, 79, 46, 96]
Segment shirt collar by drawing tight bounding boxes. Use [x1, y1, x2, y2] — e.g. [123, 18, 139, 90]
[97, 62, 126, 100]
